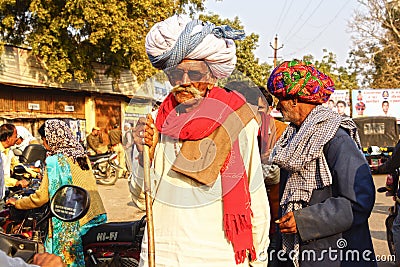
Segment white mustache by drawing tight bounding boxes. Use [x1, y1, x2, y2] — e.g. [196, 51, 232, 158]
[171, 85, 202, 98]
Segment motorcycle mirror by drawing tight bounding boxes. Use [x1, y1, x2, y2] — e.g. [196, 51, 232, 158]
[13, 148, 23, 156]
[50, 185, 90, 222]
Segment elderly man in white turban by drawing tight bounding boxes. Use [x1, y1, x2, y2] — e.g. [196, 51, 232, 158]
[14, 126, 38, 152]
[130, 15, 270, 267]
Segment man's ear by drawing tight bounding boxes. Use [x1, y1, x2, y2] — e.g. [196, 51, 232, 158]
[207, 72, 217, 85]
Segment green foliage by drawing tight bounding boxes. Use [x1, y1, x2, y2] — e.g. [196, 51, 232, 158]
[0, 0, 204, 84]
[301, 50, 358, 90]
[349, 0, 400, 88]
[200, 13, 272, 87]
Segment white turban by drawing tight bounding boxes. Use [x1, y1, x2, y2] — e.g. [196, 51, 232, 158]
[15, 126, 37, 151]
[145, 15, 244, 79]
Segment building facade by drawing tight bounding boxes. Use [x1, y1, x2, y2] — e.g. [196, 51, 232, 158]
[0, 45, 155, 147]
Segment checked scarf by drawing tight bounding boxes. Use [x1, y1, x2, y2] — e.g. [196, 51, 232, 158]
[271, 105, 360, 266]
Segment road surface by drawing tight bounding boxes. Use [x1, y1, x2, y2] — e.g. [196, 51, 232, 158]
[97, 174, 397, 266]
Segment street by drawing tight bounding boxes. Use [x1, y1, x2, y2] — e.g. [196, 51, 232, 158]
[97, 174, 397, 266]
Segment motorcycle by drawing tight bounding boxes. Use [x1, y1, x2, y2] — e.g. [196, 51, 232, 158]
[12, 162, 43, 181]
[377, 168, 399, 256]
[372, 145, 399, 256]
[362, 145, 393, 169]
[0, 185, 90, 263]
[82, 215, 145, 267]
[13, 144, 47, 164]
[1, 168, 45, 235]
[88, 152, 121, 186]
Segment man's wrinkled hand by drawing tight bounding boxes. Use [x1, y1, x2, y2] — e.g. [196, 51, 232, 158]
[134, 114, 159, 166]
[276, 211, 297, 234]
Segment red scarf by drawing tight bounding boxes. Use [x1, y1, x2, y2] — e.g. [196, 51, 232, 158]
[156, 87, 256, 264]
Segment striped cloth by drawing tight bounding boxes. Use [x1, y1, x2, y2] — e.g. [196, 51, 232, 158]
[145, 15, 244, 78]
[271, 105, 361, 266]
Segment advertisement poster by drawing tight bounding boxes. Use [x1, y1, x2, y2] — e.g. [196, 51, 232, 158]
[322, 89, 351, 116]
[351, 89, 400, 123]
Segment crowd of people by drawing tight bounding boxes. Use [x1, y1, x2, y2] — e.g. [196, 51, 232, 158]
[0, 13, 396, 267]
[127, 14, 380, 267]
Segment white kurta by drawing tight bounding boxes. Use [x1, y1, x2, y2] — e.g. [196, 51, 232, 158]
[130, 118, 270, 267]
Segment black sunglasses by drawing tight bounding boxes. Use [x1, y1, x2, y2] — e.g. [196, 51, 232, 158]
[167, 69, 208, 82]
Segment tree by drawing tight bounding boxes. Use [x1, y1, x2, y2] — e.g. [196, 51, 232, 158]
[0, 0, 205, 84]
[199, 14, 272, 87]
[349, 0, 400, 88]
[302, 50, 358, 90]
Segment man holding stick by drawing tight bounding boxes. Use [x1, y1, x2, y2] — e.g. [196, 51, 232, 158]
[131, 15, 270, 266]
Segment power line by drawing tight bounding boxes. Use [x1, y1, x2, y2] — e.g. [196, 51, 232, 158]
[285, 0, 351, 59]
[273, 0, 289, 35]
[275, 0, 295, 34]
[283, 0, 313, 42]
[285, 0, 324, 44]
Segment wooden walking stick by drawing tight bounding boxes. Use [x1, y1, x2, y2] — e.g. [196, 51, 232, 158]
[143, 137, 155, 267]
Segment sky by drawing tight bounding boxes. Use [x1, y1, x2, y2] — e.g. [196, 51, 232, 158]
[202, 0, 362, 67]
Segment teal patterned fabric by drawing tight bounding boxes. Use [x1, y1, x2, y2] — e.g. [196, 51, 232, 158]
[44, 154, 106, 266]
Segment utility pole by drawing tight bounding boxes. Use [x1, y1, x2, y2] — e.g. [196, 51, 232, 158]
[269, 34, 284, 68]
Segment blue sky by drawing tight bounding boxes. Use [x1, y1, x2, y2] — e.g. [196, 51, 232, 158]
[203, 0, 361, 67]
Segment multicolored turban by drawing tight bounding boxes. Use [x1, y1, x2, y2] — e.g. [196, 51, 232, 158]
[145, 15, 245, 79]
[267, 59, 335, 104]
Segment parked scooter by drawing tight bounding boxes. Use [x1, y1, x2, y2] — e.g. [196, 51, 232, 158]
[88, 152, 121, 185]
[0, 185, 90, 263]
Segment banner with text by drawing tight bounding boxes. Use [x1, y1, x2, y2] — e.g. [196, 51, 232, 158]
[351, 89, 400, 123]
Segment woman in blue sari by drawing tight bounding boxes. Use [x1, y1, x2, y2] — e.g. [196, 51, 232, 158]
[8, 119, 107, 266]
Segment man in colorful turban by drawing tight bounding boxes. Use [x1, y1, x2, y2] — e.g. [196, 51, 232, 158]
[130, 15, 270, 266]
[267, 59, 335, 105]
[268, 60, 376, 266]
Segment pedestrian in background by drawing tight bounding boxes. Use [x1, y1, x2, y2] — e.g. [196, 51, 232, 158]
[86, 126, 106, 155]
[0, 124, 28, 200]
[109, 124, 127, 178]
[14, 125, 39, 152]
[268, 59, 376, 266]
[258, 86, 287, 267]
[122, 123, 134, 173]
